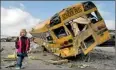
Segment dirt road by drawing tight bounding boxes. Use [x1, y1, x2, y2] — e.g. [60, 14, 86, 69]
[1, 42, 115, 70]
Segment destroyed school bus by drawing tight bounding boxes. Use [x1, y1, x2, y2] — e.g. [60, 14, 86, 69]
[30, 1, 111, 58]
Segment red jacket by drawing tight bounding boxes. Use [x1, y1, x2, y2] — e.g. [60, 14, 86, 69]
[15, 36, 30, 53]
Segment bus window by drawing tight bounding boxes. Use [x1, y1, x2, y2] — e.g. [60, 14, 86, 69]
[84, 35, 95, 48]
[50, 14, 61, 27]
[78, 24, 86, 31]
[65, 22, 75, 36]
[81, 35, 95, 50]
[87, 11, 102, 24]
[53, 26, 67, 38]
[82, 1, 96, 11]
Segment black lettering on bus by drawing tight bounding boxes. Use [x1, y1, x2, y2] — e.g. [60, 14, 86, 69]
[67, 9, 74, 18]
[62, 7, 82, 20]
[73, 7, 82, 14]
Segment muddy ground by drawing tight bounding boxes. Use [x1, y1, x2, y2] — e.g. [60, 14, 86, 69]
[1, 42, 116, 70]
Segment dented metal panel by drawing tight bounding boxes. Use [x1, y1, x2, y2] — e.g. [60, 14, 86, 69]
[30, 1, 110, 58]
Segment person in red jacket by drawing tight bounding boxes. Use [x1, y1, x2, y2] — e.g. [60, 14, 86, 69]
[15, 29, 30, 69]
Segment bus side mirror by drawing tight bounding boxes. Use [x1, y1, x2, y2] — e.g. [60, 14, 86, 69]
[46, 36, 53, 41]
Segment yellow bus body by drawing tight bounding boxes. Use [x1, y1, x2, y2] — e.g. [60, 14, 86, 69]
[30, 1, 110, 58]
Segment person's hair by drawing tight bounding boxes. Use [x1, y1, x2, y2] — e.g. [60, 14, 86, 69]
[20, 29, 27, 36]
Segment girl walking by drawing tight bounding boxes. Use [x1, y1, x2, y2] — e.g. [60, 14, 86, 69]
[15, 29, 30, 69]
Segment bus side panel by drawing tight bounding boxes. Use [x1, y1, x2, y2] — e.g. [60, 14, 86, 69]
[97, 31, 110, 45]
[90, 20, 111, 45]
[60, 46, 77, 58]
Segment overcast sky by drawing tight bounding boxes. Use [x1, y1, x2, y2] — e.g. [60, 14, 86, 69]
[1, 1, 115, 37]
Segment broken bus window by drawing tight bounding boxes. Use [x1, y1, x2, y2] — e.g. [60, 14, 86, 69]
[50, 14, 61, 27]
[87, 11, 102, 24]
[83, 35, 95, 49]
[53, 26, 67, 38]
[82, 1, 96, 11]
[65, 22, 75, 36]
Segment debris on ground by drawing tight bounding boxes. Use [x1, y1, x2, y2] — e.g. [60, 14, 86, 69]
[7, 54, 17, 59]
[28, 55, 68, 65]
[4, 62, 16, 68]
[45, 59, 69, 65]
[28, 56, 40, 60]
[3, 53, 17, 61]
[3, 58, 17, 61]
[48, 59, 69, 64]
[77, 64, 89, 68]
[68, 63, 89, 68]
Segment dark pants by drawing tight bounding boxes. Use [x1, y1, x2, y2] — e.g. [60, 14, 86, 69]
[16, 53, 27, 68]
